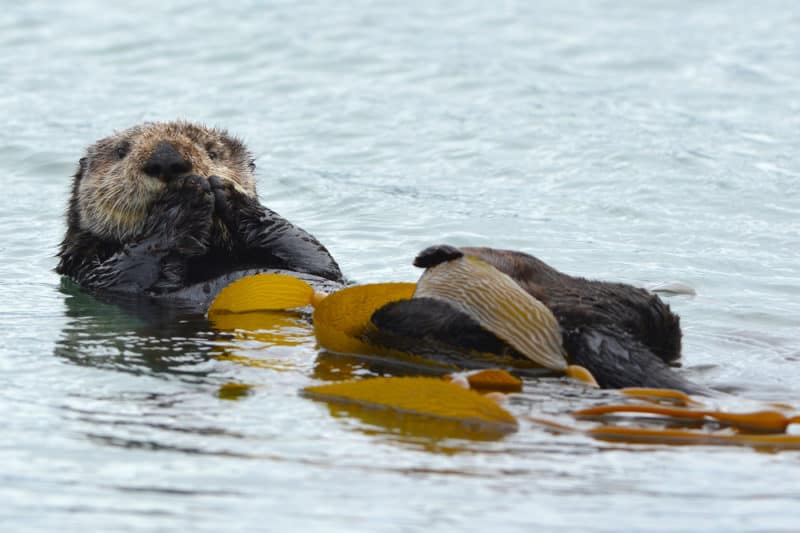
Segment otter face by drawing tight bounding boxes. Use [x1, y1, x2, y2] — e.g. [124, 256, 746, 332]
[74, 121, 256, 242]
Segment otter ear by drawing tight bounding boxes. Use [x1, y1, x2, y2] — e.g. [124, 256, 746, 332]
[75, 157, 88, 181]
[219, 132, 247, 159]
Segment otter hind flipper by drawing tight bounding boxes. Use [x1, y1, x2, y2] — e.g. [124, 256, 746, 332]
[370, 298, 508, 354]
[562, 324, 702, 394]
[413, 245, 464, 269]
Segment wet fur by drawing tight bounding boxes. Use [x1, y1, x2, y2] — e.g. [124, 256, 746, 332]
[371, 245, 697, 392]
[57, 121, 343, 296]
[460, 247, 682, 366]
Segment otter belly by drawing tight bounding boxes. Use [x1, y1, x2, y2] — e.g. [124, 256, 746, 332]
[158, 268, 344, 314]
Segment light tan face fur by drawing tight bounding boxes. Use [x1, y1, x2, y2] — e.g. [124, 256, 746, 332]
[76, 121, 256, 241]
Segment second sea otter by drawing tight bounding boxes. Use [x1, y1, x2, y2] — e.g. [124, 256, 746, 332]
[371, 245, 698, 392]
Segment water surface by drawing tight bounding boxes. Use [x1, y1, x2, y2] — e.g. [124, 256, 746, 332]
[1, 1, 799, 531]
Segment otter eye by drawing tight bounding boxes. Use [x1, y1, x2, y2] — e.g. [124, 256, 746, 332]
[115, 142, 130, 160]
[206, 144, 220, 161]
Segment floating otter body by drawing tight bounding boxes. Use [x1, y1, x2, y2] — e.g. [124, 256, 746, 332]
[57, 121, 343, 309]
[55, 123, 694, 390]
[371, 245, 698, 392]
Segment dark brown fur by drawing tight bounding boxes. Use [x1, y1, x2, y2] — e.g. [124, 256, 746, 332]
[460, 247, 682, 365]
[57, 121, 343, 298]
[372, 245, 697, 392]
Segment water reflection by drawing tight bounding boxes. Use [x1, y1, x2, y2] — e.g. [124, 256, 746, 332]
[51, 279, 689, 451]
[210, 310, 314, 348]
[312, 351, 444, 382]
[56, 279, 324, 381]
[55, 280, 224, 379]
[324, 401, 512, 447]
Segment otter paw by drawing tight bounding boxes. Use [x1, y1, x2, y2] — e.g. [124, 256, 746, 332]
[172, 174, 211, 194]
[153, 175, 214, 256]
[413, 244, 464, 268]
[209, 175, 232, 217]
[168, 175, 214, 217]
[209, 175, 257, 228]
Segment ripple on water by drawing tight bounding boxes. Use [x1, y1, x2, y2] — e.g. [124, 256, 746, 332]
[1, 0, 800, 531]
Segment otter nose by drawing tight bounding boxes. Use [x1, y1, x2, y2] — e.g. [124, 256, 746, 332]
[142, 141, 192, 181]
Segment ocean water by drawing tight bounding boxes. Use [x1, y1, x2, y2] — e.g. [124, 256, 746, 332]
[1, 1, 799, 531]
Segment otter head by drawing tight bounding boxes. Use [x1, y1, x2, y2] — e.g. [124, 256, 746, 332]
[70, 121, 256, 242]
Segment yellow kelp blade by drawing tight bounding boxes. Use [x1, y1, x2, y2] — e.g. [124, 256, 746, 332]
[303, 376, 518, 434]
[448, 369, 523, 393]
[574, 404, 795, 434]
[217, 382, 253, 400]
[621, 387, 703, 407]
[525, 415, 800, 450]
[565, 365, 599, 387]
[415, 256, 568, 371]
[588, 426, 800, 450]
[208, 274, 317, 314]
[313, 282, 416, 356]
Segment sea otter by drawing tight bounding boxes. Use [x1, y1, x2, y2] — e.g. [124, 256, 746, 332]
[57, 121, 343, 309]
[370, 245, 699, 392]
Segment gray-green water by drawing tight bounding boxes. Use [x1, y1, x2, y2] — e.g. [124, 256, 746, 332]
[2, 1, 800, 531]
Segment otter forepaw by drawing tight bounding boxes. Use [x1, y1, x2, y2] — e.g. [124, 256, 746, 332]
[413, 244, 464, 268]
[159, 175, 214, 220]
[172, 173, 211, 198]
[209, 175, 233, 218]
[208, 174, 261, 230]
[146, 174, 214, 256]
